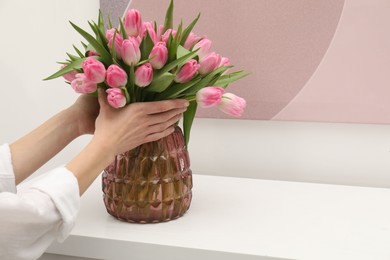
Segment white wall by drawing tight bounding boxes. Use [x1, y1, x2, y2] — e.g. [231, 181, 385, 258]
[1, 0, 390, 190]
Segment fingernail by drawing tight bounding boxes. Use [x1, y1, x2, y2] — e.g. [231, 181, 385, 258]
[184, 101, 190, 107]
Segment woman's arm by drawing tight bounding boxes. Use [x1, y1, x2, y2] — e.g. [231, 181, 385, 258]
[10, 95, 99, 185]
[67, 90, 188, 195]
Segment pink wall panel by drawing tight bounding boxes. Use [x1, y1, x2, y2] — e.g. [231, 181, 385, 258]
[100, 0, 390, 124]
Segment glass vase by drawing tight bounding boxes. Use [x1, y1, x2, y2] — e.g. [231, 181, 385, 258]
[102, 126, 193, 223]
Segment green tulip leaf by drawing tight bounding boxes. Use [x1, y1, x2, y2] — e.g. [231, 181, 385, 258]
[155, 49, 198, 78]
[69, 21, 112, 65]
[119, 19, 129, 40]
[155, 77, 201, 100]
[73, 45, 85, 58]
[44, 57, 88, 80]
[140, 30, 154, 60]
[180, 13, 200, 46]
[146, 72, 175, 93]
[183, 100, 197, 147]
[214, 71, 251, 88]
[181, 66, 231, 96]
[163, 0, 174, 32]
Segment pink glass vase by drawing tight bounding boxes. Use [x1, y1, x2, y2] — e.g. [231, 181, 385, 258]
[102, 126, 193, 223]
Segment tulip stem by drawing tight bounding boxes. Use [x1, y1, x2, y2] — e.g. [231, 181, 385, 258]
[185, 96, 196, 102]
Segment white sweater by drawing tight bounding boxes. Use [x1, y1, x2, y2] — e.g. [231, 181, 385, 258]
[0, 144, 80, 260]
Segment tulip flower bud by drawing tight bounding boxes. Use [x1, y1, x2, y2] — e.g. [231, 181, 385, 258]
[124, 9, 143, 37]
[106, 28, 123, 59]
[86, 50, 100, 57]
[193, 37, 212, 59]
[218, 93, 246, 117]
[106, 88, 127, 108]
[70, 73, 97, 94]
[149, 42, 168, 69]
[162, 29, 177, 43]
[142, 22, 158, 43]
[82, 57, 106, 83]
[198, 52, 221, 75]
[196, 87, 225, 108]
[61, 64, 77, 82]
[174, 59, 200, 83]
[106, 64, 128, 88]
[135, 63, 153, 87]
[219, 57, 231, 67]
[122, 38, 141, 66]
[184, 32, 200, 50]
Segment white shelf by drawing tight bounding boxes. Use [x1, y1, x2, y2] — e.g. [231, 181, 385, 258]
[47, 174, 390, 260]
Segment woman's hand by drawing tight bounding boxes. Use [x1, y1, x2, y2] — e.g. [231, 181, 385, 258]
[94, 89, 189, 156]
[69, 94, 100, 136]
[66, 89, 189, 195]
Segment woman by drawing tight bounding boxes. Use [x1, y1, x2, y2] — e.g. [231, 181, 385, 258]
[0, 90, 188, 260]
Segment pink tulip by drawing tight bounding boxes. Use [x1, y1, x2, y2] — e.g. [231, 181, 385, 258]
[149, 41, 168, 69]
[106, 64, 128, 88]
[193, 37, 212, 59]
[82, 57, 106, 83]
[162, 29, 177, 43]
[219, 57, 231, 67]
[218, 93, 246, 117]
[106, 28, 123, 59]
[219, 57, 232, 75]
[122, 38, 141, 66]
[184, 32, 200, 49]
[198, 52, 221, 75]
[134, 63, 153, 87]
[141, 22, 158, 43]
[106, 88, 127, 108]
[196, 87, 225, 108]
[156, 24, 164, 42]
[123, 9, 143, 37]
[86, 50, 99, 57]
[174, 59, 200, 83]
[61, 65, 77, 82]
[70, 73, 97, 94]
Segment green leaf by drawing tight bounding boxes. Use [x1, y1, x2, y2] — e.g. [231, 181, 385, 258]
[155, 77, 201, 100]
[140, 30, 154, 60]
[121, 86, 131, 103]
[119, 19, 129, 40]
[180, 13, 200, 46]
[183, 100, 197, 147]
[145, 72, 175, 93]
[98, 10, 105, 33]
[66, 52, 80, 61]
[163, 0, 174, 32]
[69, 21, 112, 65]
[181, 66, 231, 96]
[177, 45, 190, 59]
[108, 13, 113, 29]
[91, 21, 108, 47]
[110, 31, 118, 61]
[155, 49, 198, 78]
[81, 41, 88, 50]
[168, 20, 182, 63]
[73, 44, 85, 58]
[214, 71, 251, 88]
[127, 65, 135, 102]
[44, 57, 87, 80]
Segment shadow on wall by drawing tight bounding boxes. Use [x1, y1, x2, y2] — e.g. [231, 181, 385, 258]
[100, 0, 390, 125]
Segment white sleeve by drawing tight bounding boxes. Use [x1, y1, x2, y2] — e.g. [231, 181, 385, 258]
[0, 144, 16, 193]
[0, 144, 80, 260]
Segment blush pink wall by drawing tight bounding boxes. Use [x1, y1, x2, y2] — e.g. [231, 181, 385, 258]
[101, 0, 390, 124]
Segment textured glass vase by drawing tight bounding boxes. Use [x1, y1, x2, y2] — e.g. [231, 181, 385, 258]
[102, 126, 193, 223]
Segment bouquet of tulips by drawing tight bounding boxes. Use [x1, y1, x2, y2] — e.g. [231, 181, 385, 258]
[45, 0, 249, 145]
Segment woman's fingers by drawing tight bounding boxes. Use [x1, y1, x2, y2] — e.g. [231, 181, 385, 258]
[144, 126, 176, 143]
[143, 99, 189, 114]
